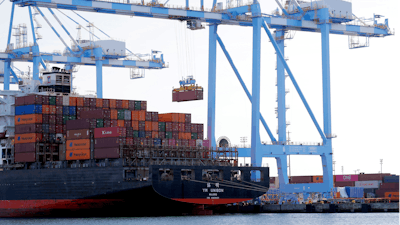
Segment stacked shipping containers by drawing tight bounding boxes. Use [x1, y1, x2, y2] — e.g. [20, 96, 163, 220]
[14, 95, 208, 163]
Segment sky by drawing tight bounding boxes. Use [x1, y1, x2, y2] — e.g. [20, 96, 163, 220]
[0, 0, 399, 177]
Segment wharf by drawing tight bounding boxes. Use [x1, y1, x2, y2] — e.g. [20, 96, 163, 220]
[213, 202, 399, 214]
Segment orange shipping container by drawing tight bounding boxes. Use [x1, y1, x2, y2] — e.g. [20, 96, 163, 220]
[49, 105, 56, 115]
[15, 114, 43, 125]
[69, 97, 77, 106]
[145, 121, 152, 131]
[385, 192, 399, 201]
[138, 111, 146, 121]
[76, 97, 84, 106]
[66, 139, 90, 150]
[66, 149, 91, 160]
[131, 121, 139, 130]
[185, 132, 191, 140]
[96, 98, 103, 108]
[15, 133, 43, 144]
[152, 122, 159, 131]
[158, 113, 179, 122]
[131, 111, 138, 121]
[117, 120, 125, 127]
[122, 100, 129, 109]
[109, 99, 117, 109]
[42, 105, 50, 114]
[178, 132, 185, 139]
[111, 109, 118, 120]
[313, 176, 323, 183]
[152, 131, 159, 138]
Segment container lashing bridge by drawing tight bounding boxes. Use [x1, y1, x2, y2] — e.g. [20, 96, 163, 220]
[4, 0, 393, 196]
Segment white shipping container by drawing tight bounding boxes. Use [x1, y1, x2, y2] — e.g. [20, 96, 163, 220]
[196, 139, 203, 147]
[355, 180, 381, 189]
[63, 96, 70, 106]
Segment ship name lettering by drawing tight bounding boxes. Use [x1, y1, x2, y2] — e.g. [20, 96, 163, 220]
[210, 188, 224, 193]
[202, 188, 208, 192]
[209, 193, 217, 196]
[102, 131, 112, 135]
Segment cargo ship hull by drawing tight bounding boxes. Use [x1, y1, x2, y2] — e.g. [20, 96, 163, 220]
[0, 165, 269, 217]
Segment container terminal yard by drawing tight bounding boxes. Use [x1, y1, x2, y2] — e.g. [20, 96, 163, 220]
[0, 0, 398, 217]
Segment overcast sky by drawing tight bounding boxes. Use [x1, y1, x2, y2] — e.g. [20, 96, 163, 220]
[0, 0, 399, 177]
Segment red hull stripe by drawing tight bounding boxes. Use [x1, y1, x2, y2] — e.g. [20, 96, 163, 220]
[171, 198, 252, 205]
[0, 199, 123, 209]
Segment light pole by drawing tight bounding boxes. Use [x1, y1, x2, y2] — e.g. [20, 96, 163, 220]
[380, 159, 383, 174]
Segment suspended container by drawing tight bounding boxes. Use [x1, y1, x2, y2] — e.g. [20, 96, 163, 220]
[172, 76, 203, 102]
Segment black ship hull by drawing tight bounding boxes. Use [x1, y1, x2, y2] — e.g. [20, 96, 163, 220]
[0, 165, 269, 217]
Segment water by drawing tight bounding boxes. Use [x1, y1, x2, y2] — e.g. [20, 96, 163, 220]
[1, 213, 398, 225]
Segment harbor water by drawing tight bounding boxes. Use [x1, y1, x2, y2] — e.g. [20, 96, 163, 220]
[1, 213, 398, 225]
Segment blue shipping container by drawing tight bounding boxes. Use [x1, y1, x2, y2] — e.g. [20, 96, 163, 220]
[69, 106, 76, 116]
[384, 175, 399, 183]
[15, 105, 42, 115]
[63, 106, 69, 116]
[138, 131, 145, 138]
[345, 187, 364, 198]
[42, 124, 49, 133]
[153, 138, 162, 146]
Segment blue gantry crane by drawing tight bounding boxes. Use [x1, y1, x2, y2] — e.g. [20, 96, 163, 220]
[5, 0, 393, 196]
[0, 4, 168, 98]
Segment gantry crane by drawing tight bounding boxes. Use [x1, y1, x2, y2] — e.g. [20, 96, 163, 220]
[5, 0, 393, 195]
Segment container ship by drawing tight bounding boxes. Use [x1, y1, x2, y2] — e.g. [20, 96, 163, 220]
[0, 68, 269, 217]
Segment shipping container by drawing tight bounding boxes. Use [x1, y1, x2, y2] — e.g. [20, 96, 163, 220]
[14, 143, 38, 153]
[145, 131, 152, 139]
[196, 139, 203, 147]
[69, 106, 76, 116]
[95, 98, 103, 108]
[134, 101, 141, 110]
[159, 113, 179, 122]
[42, 105, 50, 114]
[94, 127, 126, 138]
[56, 96, 63, 106]
[69, 97, 77, 106]
[124, 120, 131, 128]
[385, 192, 399, 201]
[138, 131, 145, 138]
[124, 110, 131, 120]
[355, 180, 381, 188]
[67, 129, 90, 140]
[25, 95, 43, 105]
[49, 115, 56, 124]
[380, 183, 399, 190]
[152, 131, 159, 139]
[117, 110, 125, 120]
[384, 175, 399, 183]
[128, 100, 135, 110]
[358, 173, 391, 181]
[15, 133, 43, 144]
[140, 101, 147, 111]
[345, 187, 364, 198]
[159, 131, 165, 139]
[203, 140, 210, 148]
[165, 131, 172, 139]
[158, 122, 166, 132]
[335, 181, 355, 187]
[15, 96, 25, 106]
[96, 119, 104, 128]
[63, 96, 70, 106]
[191, 133, 198, 140]
[172, 132, 179, 140]
[336, 175, 359, 182]
[197, 132, 204, 140]
[126, 137, 134, 145]
[63, 106, 69, 116]
[66, 139, 90, 150]
[290, 176, 313, 183]
[145, 112, 152, 121]
[14, 152, 36, 163]
[102, 99, 110, 108]
[49, 105, 56, 114]
[49, 96, 56, 105]
[76, 97, 84, 106]
[122, 100, 129, 109]
[152, 112, 158, 122]
[55, 106, 63, 115]
[184, 114, 191, 123]
[168, 139, 176, 147]
[94, 148, 120, 159]
[109, 99, 117, 109]
[126, 128, 134, 137]
[94, 137, 124, 148]
[42, 96, 49, 105]
[313, 176, 323, 183]
[152, 122, 158, 131]
[178, 123, 185, 132]
[117, 120, 124, 127]
[15, 124, 42, 134]
[66, 149, 90, 160]
[66, 119, 90, 130]
[15, 104, 42, 115]
[80, 109, 106, 119]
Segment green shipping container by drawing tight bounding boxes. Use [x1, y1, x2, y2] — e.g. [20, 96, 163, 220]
[134, 101, 141, 110]
[133, 130, 139, 138]
[63, 115, 68, 124]
[158, 122, 166, 132]
[191, 133, 198, 140]
[165, 131, 173, 139]
[117, 110, 125, 120]
[49, 96, 56, 105]
[68, 116, 76, 120]
[96, 119, 104, 128]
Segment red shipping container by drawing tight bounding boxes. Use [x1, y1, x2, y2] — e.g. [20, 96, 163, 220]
[94, 148, 120, 159]
[41, 96, 49, 105]
[102, 99, 110, 108]
[159, 131, 165, 139]
[94, 127, 126, 138]
[145, 131, 152, 139]
[178, 123, 185, 132]
[197, 124, 204, 133]
[176, 139, 182, 147]
[94, 137, 124, 148]
[76, 97, 84, 106]
[49, 115, 56, 124]
[42, 114, 49, 124]
[66, 119, 90, 130]
[110, 120, 118, 127]
[55, 124, 63, 133]
[15, 124, 42, 134]
[191, 124, 198, 133]
[168, 139, 176, 147]
[198, 132, 204, 140]
[56, 96, 63, 106]
[335, 181, 355, 187]
[25, 95, 43, 105]
[128, 100, 135, 110]
[104, 120, 111, 127]
[165, 122, 173, 132]
[132, 121, 139, 130]
[152, 122, 159, 131]
[358, 173, 391, 181]
[189, 139, 196, 147]
[380, 183, 399, 190]
[203, 140, 210, 148]
[126, 137, 134, 145]
[172, 132, 179, 140]
[15, 96, 25, 106]
[152, 131, 159, 138]
[185, 114, 191, 123]
[124, 121, 131, 127]
[145, 121, 152, 131]
[56, 115, 63, 124]
[145, 112, 152, 121]
[14, 143, 38, 153]
[81, 110, 105, 119]
[151, 112, 158, 122]
[336, 175, 359, 182]
[172, 122, 179, 132]
[140, 101, 147, 111]
[96, 98, 103, 108]
[67, 129, 90, 140]
[138, 121, 145, 131]
[14, 152, 36, 163]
